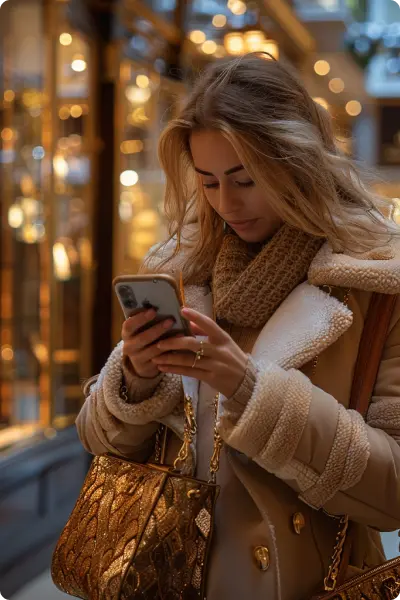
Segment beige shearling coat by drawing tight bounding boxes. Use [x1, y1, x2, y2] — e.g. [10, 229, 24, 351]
[76, 235, 400, 600]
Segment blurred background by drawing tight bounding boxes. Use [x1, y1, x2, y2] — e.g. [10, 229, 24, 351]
[0, 0, 400, 597]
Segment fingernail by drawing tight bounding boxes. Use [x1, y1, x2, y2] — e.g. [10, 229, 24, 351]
[163, 319, 174, 329]
[145, 309, 155, 318]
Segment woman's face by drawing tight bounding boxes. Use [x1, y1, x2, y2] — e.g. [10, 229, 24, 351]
[190, 129, 282, 243]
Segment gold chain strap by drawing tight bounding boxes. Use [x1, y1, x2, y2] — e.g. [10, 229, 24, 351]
[209, 393, 223, 484]
[312, 286, 351, 592]
[173, 394, 198, 471]
[324, 516, 349, 591]
[173, 392, 223, 483]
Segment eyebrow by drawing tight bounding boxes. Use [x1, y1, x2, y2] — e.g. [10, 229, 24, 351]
[194, 165, 244, 176]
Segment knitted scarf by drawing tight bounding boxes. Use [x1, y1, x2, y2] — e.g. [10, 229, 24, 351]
[212, 224, 324, 328]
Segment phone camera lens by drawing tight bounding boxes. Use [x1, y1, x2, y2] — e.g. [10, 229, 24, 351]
[118, 285, 138, 310]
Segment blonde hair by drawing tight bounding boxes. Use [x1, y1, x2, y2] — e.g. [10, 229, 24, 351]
[147, 53, 396, 282]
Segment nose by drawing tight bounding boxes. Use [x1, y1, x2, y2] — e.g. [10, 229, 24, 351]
[217, 181, 242, 215]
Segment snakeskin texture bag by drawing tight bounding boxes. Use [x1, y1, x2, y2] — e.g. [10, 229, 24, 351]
[51, 391, 222, 600]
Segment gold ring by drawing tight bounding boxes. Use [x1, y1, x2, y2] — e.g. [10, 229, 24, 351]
[191, 340, 206, 368]
[191, 350, 202, 368]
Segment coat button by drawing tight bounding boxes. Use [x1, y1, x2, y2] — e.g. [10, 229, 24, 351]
[292, 512, 306, 535]
[253, 545, 270, 571]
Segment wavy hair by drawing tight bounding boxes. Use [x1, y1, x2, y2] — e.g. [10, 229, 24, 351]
[144, 53, 396, 282]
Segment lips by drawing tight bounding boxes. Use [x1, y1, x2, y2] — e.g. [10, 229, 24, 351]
[227, 219, 258, 227]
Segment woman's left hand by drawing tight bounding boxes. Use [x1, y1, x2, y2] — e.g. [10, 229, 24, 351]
[152, 307, 248, 398]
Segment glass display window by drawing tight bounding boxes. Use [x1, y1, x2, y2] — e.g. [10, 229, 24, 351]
[112, 58, 186, 343]
[0, 0, 95, 451]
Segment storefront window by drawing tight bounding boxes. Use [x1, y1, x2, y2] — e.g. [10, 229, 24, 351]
[0, 0, 94, 450]
[112, 57, 186, 342]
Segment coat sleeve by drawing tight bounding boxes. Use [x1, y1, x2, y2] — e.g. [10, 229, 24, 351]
[219, 301, 400, 532]
[76, 342, 183, 459]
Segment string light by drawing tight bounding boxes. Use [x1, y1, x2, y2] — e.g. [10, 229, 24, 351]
[70, 105, 83, 118]
[71, 55, 87, 72]
[329, 78, 345, 93]
[189, 30, 206, 44]
[213, 14, 227, 27]
[202, 40, 217, 54]
[229, 0, 247, 15]
[224, 32, 245, 55]
[314, 60, 331, 76]
[120, 170, 139, 187]
[346, 100, 362, 116]
[136, 74, 150, 88]
[4, 90, 15, 102]
[59, 33, 72, 46]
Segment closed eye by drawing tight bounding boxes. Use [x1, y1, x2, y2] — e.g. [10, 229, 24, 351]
[203, 181, 254, 189]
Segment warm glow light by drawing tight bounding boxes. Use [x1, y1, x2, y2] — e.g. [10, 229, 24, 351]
[313, 97, 329, 110]
[129, 107, 149, 124]
[1, 127, 13, 141]
[71, 56, 87, 72]
[189, 30, 206, 44]
[262, 40, 279, 59]
[21, 224, 42, 244]
[21, 197, 40, 218]
[120, 140, 144, 154]
[32, 342, 48, 363]
[224, 32, 245, 55]
[119, 200, 133, 222]
[53, 242, 71, 280]
[346, 100, 362, 116]
[1, 345, 14, 361]
[202, 40, 217, 54]
[229, 0, 247, 15]
[125, 86, 151, 104]
[4, 90, 15, 102]
[134, 210, 159, 228]
[314, 60, 331, 76]
[53, 156, 69, 178]
[59, 33, 72, 46]
[8, 204, 24, 228]
[213, 14, 227, 27]
[215, 45, 226, 58]
[120, 170, 139, 187]
[59, 106, 70, 120]
[329, 77, 345, 93]
[70, 105, 83, 118]
[244, 30, 265, 53]
[136, 74, 150, 89]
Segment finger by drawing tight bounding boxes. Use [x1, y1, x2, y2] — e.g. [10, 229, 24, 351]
[123, 339, 167, 363]
[188, 322, 207, 336]
[132, 318, 177, 350]
[181, 308, 226, 342]
[156, 335, 212, 355]
[157, 364, 211, 380]
[122, 309, 156, 339]
[152, 352, 213, 371]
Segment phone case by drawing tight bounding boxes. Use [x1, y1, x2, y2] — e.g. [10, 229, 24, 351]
[113, 274, 191, 339]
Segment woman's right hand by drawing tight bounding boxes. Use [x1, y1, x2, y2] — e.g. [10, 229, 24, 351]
[122, 309, 177, 378]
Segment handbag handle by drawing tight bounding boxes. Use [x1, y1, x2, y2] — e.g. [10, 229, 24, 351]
[324, 292, 397, 592]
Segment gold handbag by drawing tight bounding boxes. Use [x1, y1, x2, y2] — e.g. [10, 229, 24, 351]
[51, 391, 222, 600]
[313, 293, 400, 600]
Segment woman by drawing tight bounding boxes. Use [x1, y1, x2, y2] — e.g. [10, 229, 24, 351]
[76, 54, 400, 599]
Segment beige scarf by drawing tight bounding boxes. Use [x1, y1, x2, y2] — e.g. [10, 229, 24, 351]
[212, 224, 324, 328]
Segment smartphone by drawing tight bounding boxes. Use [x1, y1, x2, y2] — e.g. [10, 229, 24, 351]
[113, 274, 192, 341]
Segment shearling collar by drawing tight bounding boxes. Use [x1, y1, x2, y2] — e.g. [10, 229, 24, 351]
[308, 240, 400, 294]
